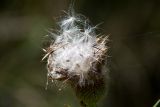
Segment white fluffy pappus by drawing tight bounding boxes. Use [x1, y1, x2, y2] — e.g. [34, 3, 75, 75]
[43, 11, 108, 86]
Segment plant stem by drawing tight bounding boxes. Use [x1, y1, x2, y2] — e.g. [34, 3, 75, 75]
[80, 101, 97, 107]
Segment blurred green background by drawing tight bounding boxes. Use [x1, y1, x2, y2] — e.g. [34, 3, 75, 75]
[0, 0, 160, 107]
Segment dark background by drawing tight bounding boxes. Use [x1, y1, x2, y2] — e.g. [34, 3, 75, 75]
[0, 0, 160, 107]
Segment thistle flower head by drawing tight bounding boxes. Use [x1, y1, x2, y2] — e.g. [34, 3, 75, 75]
[43, 10, 108, 86]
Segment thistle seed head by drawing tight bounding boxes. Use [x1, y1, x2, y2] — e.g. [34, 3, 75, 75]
[43, 10, 108, 87]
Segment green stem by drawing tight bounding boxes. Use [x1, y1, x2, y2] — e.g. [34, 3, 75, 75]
[72, 78, 105, 107]
[80, 101, 97, 107]
[153, 99, 160, 107]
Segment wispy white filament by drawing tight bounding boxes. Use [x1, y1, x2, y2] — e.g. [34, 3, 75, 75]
[43, 10, 108, 85]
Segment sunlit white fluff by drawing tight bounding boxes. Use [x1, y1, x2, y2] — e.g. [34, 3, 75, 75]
[43, 11, 108, 86]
